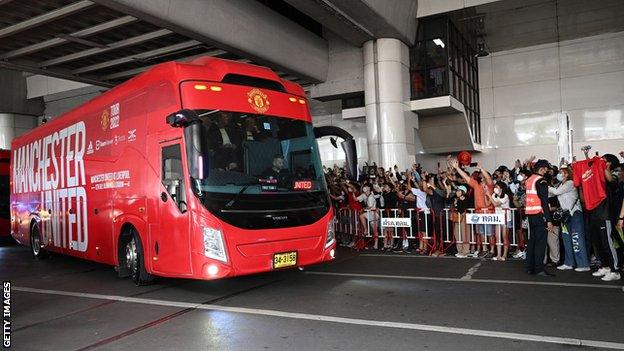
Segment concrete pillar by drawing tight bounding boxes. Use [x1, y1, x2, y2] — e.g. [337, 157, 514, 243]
[363, 38, 417, 170]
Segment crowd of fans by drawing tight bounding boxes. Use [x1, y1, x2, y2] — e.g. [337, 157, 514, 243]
[325, 148, 624, 282]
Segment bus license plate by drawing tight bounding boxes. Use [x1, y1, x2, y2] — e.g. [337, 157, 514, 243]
[273, 251, 297, 269]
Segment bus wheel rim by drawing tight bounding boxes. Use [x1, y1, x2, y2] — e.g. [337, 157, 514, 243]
[126, 238, 138, 276]
[32, 231, 41, 255]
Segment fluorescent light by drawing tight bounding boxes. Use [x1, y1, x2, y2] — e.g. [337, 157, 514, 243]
[433, 38, 445, 48]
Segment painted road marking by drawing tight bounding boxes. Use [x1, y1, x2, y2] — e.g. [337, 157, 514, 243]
[12, 286, 624, 350]
[461, 262, 482, 280]
[305, 271, 622, 289]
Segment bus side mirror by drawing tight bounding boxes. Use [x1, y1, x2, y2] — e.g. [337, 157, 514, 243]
[166, 109, 201, 127]
[313, 126, 358, 181]
[341, 139, 357, 181]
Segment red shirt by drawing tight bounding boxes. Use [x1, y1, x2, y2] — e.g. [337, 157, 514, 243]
[573, 157, 607, 211]
[347, 192, 363, 211]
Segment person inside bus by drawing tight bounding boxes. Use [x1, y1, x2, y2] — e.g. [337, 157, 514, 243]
[241, 116, 268, 141]
[205, 111, 242, 169]
[262, 155, 291, 185]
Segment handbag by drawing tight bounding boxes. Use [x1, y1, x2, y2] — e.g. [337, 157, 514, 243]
[553, 198, 579, 224]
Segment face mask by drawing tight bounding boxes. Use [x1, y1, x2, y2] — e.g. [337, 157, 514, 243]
[494, 188, 501, 195]
[556, 173, 564, 182]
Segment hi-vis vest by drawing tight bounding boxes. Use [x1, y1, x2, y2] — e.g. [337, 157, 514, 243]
[525, 174, 543, 215]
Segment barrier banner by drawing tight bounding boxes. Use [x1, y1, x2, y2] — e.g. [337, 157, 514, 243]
[381, 217, 411, 227]
[466, 213, 505, 225]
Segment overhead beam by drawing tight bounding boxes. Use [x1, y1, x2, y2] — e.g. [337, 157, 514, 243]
[72, 40, 202, 74]
[283, 0, 374, 45]
[102, 49, 226, 80]
[92, 0, 328, 82]
[39, 28, 171, 67]
[0, 60, 113, 88]
[0, 0, 94, 39]
[1, 16, 137, 59]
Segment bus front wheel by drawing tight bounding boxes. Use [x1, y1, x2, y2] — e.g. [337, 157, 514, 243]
[125, 230, 154, 286]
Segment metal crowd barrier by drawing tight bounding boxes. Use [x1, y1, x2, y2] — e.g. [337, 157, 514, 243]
[334, 207, 526, 251]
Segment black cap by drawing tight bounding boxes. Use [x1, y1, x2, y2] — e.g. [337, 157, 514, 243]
[534, 159, 550, 170]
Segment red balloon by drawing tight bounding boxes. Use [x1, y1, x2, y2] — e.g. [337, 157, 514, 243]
[458, 151, 471, 166]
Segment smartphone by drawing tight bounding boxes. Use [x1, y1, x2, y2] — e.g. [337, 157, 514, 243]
[469, 162, 478, 167]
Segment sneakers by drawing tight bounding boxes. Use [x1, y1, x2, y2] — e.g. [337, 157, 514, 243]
[574, 267, 590, 272]
[592, 267, 611, 277]
[512, 250, 525, 259]
[557, 265, 573, 270]
[455, 253, 468, 258]
[601, 272, 621, 281]
[492, 256, 498, 261]
[470, 251, 479, 258]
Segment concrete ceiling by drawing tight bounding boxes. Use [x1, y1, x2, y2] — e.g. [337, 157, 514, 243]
[283, 0, 418, 46]
[0, 0, 323, 88]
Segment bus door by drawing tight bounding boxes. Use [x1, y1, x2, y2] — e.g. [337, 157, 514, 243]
[152, 138, 192, 275]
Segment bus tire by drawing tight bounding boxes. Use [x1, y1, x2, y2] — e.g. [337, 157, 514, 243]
[125, 229, 154, 286]
[30, 223, 48, 259]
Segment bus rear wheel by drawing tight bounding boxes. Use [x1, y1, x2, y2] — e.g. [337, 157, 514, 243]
[125, 231, 153, 286]
[30, 224, 48, 259]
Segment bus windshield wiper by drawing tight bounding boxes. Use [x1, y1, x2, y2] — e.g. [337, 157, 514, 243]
[224, 181, 258, 208]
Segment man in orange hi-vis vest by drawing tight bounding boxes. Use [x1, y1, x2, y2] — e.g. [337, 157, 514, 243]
[525, 159, 555, 277]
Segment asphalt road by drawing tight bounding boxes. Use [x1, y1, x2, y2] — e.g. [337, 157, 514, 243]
[1, 242, 623, 351]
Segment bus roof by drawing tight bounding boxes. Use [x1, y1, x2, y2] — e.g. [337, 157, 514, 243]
[12, 57, 308, 145]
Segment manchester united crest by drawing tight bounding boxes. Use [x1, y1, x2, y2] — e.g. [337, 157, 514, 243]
[100, 109, 109, 131]
[247, 88, 270, 114]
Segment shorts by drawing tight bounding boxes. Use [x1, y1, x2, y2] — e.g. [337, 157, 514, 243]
[364, 210, 379, 222]
[505, 220, 513, 230]
[476, 224, 495, 236]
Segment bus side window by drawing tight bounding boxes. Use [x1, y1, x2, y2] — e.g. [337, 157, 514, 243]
[161, 144, 187, 213]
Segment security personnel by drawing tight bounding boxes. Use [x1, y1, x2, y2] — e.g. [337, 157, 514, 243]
[525, 159, 554, 276]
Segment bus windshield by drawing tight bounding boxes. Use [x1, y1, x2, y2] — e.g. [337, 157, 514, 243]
[185, 110, 329, 228]
[188, 109, 326, 195]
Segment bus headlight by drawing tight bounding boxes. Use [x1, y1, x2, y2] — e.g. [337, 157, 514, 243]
[325, 218, 335, 248]
[203, 227, 227, 262]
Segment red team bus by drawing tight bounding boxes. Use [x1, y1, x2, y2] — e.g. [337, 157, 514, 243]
[10, 57, 356, 284]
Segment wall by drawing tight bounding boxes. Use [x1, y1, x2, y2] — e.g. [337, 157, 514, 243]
[314, 30, 624, 173]
[42, 86, 105, 120]
[465, 30, 624, 171]
[0, 114, 38, 149]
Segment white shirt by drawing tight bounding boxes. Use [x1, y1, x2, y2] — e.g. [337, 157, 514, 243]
[219, 128, 231, 144]
[411, 188, 429, 210]
[492, 193, 510, 213]
[357, 193, 377, 209]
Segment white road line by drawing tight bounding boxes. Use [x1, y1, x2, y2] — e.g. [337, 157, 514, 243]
[305, 271, 623, 289]
[461, 262, 482, 280]
[359, 254, 458, 259]
[12, 286, 624, 350]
